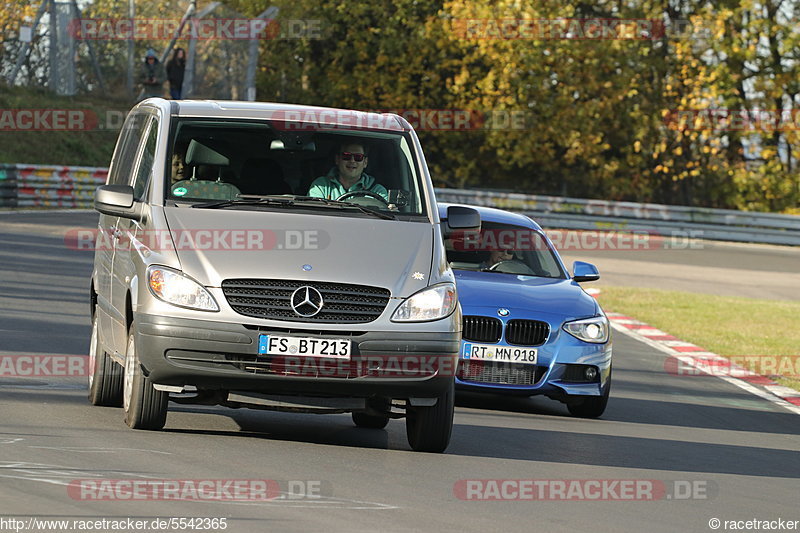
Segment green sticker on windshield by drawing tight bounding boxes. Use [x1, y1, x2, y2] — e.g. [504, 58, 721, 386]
[174, 187, 188, 196]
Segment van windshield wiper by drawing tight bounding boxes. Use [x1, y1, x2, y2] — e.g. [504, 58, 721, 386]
[190, 195, 295, 209]
[190, 194, 396, 220]
[290, 196, 396, 220]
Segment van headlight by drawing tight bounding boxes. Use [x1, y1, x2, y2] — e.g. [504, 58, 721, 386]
[147, 266, 219, 312]
[563, 315, 609, 343]
[391, 283, 457, 322]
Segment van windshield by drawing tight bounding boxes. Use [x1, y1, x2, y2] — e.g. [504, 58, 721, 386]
[166, 118, 427, 218]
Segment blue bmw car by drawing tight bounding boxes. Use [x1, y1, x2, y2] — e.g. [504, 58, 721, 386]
[439, 203, 612, 417]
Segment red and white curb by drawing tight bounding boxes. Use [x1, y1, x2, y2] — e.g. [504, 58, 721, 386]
[605, 311, 800, 415]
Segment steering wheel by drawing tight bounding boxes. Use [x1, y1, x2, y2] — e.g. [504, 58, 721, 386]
[488, 260, 536, 275]
[336, 190, 390, 206]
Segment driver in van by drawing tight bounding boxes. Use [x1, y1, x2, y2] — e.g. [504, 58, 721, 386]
[307, 142, 389, 202]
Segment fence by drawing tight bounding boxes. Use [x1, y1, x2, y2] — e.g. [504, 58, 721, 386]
[1, 163, 798, 245]
[0, 163, 107, 208]
[435, 189, 800, 246]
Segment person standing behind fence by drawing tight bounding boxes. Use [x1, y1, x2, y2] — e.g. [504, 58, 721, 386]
[166, 48, 186, 100]
[139, 49, 165, 100]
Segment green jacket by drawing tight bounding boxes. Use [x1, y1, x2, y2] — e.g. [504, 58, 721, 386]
[140, 59, 165, 96]
[307, 168, 389, 201]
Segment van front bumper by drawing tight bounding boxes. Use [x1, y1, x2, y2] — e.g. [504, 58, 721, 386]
[134, 313, 459, 399]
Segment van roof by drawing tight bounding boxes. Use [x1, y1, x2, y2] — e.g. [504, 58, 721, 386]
[148, 99, 409, 132]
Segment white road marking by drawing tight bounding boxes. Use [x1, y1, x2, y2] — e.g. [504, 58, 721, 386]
[27, 446, 173, 454]
[610, 321, 800, 415]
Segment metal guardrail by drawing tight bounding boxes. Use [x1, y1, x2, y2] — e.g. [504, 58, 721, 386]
[435, 188, 800, 246]
[1, 164, 797, 245]
[0, 164, 107, 208]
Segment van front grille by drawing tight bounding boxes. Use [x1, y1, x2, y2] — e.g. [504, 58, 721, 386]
[222, 279, 390, 323]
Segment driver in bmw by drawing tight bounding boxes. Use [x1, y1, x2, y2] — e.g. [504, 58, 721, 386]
[307, 142, 389, 202]
[479, 246, 514, 270]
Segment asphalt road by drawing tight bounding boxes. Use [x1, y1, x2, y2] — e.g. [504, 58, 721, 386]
[0, 211, 798, 533]
[557, 233, 800, 301]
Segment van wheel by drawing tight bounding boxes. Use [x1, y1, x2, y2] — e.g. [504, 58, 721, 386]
[353, 397, 390, 429]
[88, 315, 123, 407]
[405, 382, 454, 453]
[567, 367, 611, 418]
[123, 322, 168, 430]
[352, 412, 390, 429]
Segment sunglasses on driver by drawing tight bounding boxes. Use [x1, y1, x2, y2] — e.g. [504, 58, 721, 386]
[340, 152, 366, 162]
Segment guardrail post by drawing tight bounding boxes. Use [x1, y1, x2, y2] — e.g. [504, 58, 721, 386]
[0, 165, 19, 208]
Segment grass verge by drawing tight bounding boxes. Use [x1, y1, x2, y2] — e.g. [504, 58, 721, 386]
[597, 285, 800, 392]
[0, 85, 131, 167]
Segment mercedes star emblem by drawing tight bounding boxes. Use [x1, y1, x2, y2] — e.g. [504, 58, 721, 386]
[290, 286, 324, 317]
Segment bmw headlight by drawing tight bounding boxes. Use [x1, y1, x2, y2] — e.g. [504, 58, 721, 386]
[563, 315, 609, 343]
[147, 266, 219, 312]
[391, 283, 457, 322]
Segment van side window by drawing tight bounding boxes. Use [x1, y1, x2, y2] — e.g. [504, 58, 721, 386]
[133, 117, 159, 201]
[108, 113, 149, 187]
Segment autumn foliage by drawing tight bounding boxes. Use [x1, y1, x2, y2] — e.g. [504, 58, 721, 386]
[2, 0, 799, 212]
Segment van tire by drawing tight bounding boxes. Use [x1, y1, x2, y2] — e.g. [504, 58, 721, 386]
[352, 397, 391, 429]
[405, 381, 454, 453]
[88, 315, 123, 407]
[123, 322, 168, 430]
[352, 412, 390, 429]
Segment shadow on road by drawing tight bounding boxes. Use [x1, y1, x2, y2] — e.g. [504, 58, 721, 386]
[164, 407, 394, 451]
[447, 423, 800, 479]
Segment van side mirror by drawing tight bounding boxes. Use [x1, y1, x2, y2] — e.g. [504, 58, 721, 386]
[95, 185, 143, 221]
[573, 261, 600, 282]
[444, 206, 481, 236]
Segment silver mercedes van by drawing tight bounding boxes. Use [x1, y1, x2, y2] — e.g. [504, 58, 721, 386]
[88, 99, 479, 453]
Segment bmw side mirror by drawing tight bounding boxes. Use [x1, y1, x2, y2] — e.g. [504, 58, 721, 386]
[573, 261, 600, 283]
[444, 206, 481, 237]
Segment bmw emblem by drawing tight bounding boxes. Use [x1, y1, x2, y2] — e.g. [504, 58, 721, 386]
[497, 308, 510, 317]
[302, 264, 312, 271]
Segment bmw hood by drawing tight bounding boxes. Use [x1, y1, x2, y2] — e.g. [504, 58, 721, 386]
[453, 270, 600, 322]
[162, 207, 434, 297]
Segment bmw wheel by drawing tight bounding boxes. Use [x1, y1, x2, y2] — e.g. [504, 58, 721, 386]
[567, 366, 611, 418]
